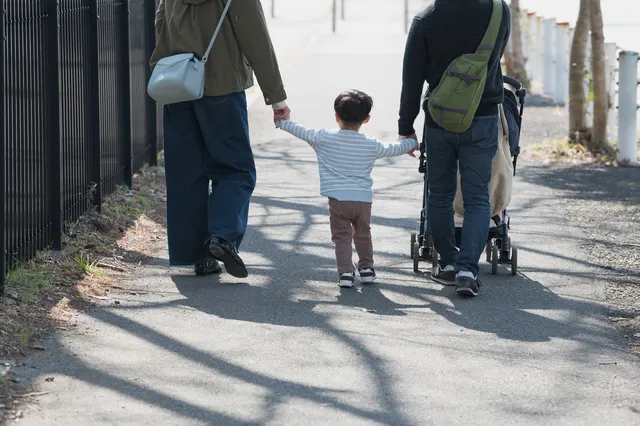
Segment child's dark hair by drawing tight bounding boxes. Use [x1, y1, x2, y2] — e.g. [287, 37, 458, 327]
[334, 90, 373, 125]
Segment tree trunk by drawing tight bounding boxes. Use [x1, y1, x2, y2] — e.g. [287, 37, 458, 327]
[504, 0, 531, 88]
[589, 0, 612, 154]
[568, 0, 591, 139]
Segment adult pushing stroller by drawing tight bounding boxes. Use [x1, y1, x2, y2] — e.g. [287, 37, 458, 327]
[410, 76, 526, 276]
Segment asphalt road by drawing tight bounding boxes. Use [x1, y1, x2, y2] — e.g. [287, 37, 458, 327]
[11, 10, 640, 426]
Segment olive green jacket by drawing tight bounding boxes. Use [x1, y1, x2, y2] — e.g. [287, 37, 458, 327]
[150, 0, 287, 105]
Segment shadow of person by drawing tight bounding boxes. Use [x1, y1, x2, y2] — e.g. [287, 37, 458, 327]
[426, 271, 614, 345]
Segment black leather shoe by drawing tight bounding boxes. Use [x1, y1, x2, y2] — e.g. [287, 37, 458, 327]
[205, 238, 248, 278]
[194, 260, 223, 276]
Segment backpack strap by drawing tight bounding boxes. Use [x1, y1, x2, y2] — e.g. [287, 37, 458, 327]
[475, 0, 503, 57]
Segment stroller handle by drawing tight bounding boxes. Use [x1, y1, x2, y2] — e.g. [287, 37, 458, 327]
[503, 76, 522, 90]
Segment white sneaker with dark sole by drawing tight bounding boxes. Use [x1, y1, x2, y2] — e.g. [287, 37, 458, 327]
[339, 272, 355, 288]
[358, 268, 377, 284]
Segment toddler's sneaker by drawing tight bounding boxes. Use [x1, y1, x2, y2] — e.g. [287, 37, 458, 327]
[359, 268, 377, 284]
[339, 272, 355, 288]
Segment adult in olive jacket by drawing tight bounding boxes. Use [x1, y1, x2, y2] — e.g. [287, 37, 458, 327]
[151, 0, 290, 279]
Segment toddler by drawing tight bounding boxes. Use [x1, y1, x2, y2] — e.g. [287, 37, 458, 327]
[276, 90, 419, 287]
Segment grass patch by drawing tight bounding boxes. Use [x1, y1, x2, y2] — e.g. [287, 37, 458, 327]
[5, 259, 60, 304]
[525, 137, 619, 166]
[1, 160, 167, 397]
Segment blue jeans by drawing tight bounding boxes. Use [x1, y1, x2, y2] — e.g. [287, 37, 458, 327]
[163, 92, 256, 265]
[426, 116, 498, 277]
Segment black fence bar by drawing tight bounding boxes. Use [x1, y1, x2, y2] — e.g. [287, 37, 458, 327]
[145, 0, 157, 166]
[48, 0, 62, 251]
[0, 0, 6, 294]
[89, 0, 102, 212]
[121, 0, 133, 187]
[1, 0, 161, 295]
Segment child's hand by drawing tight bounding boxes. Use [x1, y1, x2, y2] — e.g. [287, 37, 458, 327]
[407, 145, 419, 158]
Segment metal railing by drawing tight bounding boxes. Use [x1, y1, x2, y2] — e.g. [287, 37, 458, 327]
[0, 0, 161, 294]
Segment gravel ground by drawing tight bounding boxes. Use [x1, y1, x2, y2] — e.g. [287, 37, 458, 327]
[518, 106, 640, 352]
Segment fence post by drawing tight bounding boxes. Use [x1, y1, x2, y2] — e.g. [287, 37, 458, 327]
[332, 0, 336, 33]
[404, 0, 409, 34]
[48, 0, 63, 250]
[0, 0, 6, 294]
[617, 51, 639, 166]
[145, 0, 158, 166]
[526, 13, 537, 85]
[554, 22, 570, 105]
[89, 0, 102, 211]
[534, 15, 544, 91]
[604, 42, 618, 143]
[122, 0, 133, 186]
[542, 17, 557, 97]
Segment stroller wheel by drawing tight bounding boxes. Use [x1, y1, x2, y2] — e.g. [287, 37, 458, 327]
[511, 246, 518, 276]
[486, 241, 493, 263]
[413, 242, 420, 273]
[491, 244, 499, 275]
[410, 232, 417, 259]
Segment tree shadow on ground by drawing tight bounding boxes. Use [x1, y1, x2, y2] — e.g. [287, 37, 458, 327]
[15, 155, 638, 424]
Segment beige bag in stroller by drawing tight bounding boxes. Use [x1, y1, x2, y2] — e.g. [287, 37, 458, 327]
[453, 105, 513, 220]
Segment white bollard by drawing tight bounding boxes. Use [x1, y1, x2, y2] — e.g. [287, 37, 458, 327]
[604, 43, 619, 143]
[617, 51, 639, 166]
[524, 12, 537, 84]
[554, 23, 571, 105]
[535, 16, 544, 91]
[520, 10, 528, 65]
[543, 17, 557, 97]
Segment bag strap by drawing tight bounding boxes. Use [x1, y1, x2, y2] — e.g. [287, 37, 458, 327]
[475, 0, 503, 57]
[202, 0, 233, 63]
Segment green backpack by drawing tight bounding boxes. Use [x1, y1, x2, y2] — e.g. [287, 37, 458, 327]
[427, 0, 503, 133]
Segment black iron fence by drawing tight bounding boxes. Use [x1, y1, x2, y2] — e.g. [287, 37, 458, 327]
[0, 0, 162, 294]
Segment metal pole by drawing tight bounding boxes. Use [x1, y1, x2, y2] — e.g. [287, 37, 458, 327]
[89, 0, 102, 212]
[332, 0, 337, 33]
[542, 17, 557, 97]
[617, 51, 639, 166]
[48, 0, 63, 251]
[404, 0, 409, 34]
[145, 0, 158, 166]
[271, 0, 275, 19]
[0, 0, 6, 295]
[122, 0, 133, 187]
[604, 42, 618, 144]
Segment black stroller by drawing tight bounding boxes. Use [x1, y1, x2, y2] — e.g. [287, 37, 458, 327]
[410, 76, 526, 276]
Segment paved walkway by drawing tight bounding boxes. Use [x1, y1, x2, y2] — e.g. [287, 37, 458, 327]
[11, 7, 640, 426]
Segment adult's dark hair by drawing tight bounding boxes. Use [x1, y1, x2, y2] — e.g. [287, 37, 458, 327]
[334, 90, 373, 125]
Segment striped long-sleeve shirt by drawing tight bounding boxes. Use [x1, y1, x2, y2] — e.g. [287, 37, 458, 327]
[276, 120, 419, 203]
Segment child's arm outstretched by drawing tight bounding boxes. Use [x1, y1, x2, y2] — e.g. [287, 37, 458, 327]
[276, 120, 321, 149]
[374, 137, 420, 159]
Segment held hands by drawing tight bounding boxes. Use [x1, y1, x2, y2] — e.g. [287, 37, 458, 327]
[274, 106, 291, 125]
[399, 134, 419, 158]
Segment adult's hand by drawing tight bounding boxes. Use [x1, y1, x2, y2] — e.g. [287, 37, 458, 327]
[274, 106, 291, 123]
[398, 133, 417, 141]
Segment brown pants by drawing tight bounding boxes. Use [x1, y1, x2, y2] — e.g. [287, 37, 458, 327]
[328, 198, 374, 274]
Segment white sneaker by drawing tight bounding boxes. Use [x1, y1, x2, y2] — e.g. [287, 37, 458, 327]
[358, 268, 377, 284]
[339, 272, 355, 288]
